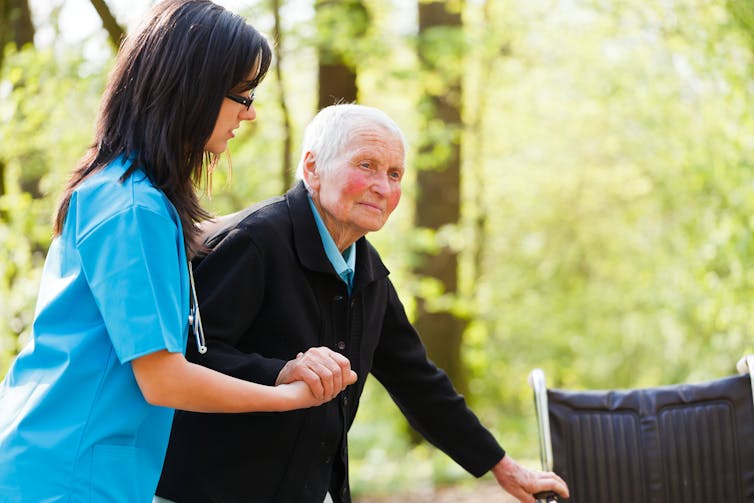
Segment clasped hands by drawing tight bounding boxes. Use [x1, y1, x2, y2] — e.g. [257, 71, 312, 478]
[275, 347, 357, 402]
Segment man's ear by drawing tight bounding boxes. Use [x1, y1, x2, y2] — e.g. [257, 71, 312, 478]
[302, 151, 320, 189]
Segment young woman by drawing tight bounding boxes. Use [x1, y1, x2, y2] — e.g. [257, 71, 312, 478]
[0, 1, 355, 501]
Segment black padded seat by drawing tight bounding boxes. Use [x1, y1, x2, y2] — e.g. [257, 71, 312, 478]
[544, 373, 754, 503]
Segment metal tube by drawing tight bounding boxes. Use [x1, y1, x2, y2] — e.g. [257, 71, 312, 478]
[528, 368, 553, 472]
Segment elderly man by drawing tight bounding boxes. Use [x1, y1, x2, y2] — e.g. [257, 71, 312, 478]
[156, 104, 568, 503]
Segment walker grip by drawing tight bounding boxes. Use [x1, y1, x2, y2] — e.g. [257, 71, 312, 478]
[534, 491, 560, 503]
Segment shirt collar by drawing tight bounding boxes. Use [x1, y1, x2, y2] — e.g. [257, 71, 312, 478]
[307, 195, 356, 292]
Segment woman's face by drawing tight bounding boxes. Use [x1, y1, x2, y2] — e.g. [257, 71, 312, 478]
[205, 67, 260, 154]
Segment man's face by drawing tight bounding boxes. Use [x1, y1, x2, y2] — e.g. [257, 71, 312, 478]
[308, 128, 405, 246]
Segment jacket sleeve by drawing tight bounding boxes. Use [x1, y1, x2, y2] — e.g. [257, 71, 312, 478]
[370, 280, 505, 477]
[187, 224, 286, 386]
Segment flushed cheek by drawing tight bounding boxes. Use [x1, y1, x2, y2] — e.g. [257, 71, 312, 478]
[386, 189, 401, 213]
[343, 176, 371, 196]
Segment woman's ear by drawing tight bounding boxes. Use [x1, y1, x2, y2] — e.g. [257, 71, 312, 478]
[302, 151, 320, 190]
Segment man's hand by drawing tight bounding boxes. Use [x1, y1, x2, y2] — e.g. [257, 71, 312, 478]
[275, 347, 357, 401]
[491, 455, 569, 503]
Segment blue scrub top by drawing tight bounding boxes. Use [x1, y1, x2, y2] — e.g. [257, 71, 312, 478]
[0, 157, 190, 502]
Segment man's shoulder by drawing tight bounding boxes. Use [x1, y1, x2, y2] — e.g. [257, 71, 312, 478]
[204, 194, 288, 249]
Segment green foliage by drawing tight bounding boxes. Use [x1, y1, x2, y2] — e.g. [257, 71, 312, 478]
[0, 45, 104, 369]
[315, 0, 373, 66]
[727, 0, 754, 51]
[2, 0, 754, 497]
[461, 0, 754, 398]
[357, 0, 754, 492]
[349, 377, 472, 497]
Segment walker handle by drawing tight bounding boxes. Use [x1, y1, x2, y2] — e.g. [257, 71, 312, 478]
[534, 491, 560, 503]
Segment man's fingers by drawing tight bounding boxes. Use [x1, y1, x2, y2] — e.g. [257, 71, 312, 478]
[344, 370, 357, 386]
[530, 472, 569, 501]
[535, 472, 568, 497]
[328, 364, 342, 395]
[281, 347, 358, 400]
[301, 349, 352, 386]
[299, 367, 326, 400]
[325, 349, 353, 388]
[304, 361, 335, 398]
[330, 350, 352, 367]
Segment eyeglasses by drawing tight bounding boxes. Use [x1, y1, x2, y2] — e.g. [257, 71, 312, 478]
[225, 89, 255, 110]
[188, 262, 207, 354]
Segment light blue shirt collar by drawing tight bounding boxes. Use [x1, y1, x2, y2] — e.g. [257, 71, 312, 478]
[308, 195, 356, 294]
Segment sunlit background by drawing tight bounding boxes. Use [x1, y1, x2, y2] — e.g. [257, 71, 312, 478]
[3, 0, 754, 500]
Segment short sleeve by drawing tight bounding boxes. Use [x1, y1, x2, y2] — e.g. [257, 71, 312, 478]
[77, 205, 187, 363]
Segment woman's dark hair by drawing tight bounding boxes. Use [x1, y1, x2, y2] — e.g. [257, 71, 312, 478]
[54, 0, 272, 256]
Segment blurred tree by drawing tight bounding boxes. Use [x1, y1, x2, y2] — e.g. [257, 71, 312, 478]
[728, 0, 754, 50]
[0, 0, 34, 59]
[315, 0, 368, 108]
[0, 0, 33, 201]
[1, 45, 105, 374]
[88, 0, 125, 50]
[413, 0, 467, 394]
[271, 0, 294, 189]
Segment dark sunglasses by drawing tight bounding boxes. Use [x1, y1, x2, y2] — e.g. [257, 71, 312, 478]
[225, 89, 255, 110]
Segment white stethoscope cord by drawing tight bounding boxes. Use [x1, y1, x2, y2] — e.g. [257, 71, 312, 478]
[188, 261, 208, 354]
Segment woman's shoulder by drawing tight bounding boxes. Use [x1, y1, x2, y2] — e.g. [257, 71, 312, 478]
[70, 158, 178, 240]
[80, 157, 168, 204]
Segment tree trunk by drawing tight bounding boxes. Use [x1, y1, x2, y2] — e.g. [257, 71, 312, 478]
[318, 61, 357, 109]
[0, 0, 34, 203]
[315, 0, 368, 109]
[726, 0, 754, 67]
[88, 0, 125, 50]
[414, 1, 467, 394]
[7, 0, 34, 47]
[271, 0, 294, 190]
[0, 0, 33, 72]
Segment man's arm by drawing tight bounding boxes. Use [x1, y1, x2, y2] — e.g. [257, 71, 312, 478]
[191, 220, 355, 400]
[372, 280, 568, 502]
[371, 280, 503, 475]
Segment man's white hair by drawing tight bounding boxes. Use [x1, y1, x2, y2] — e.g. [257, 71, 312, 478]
[295, 104, 408, 189]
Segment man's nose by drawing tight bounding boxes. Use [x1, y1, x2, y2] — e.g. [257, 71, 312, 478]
[371, 173, 389, 195]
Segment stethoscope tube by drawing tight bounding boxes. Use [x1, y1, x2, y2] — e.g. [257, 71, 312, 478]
[188, 261, 208, 354]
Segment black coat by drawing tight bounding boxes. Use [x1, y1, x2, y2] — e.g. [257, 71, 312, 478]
[156, 182, 504, 503]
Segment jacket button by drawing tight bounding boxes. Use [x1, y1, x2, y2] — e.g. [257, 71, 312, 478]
[342, 396, 348, 406]
[324, 456, 331, 464]
[334, 295, 343, 301]
[337, 340, 346, 350]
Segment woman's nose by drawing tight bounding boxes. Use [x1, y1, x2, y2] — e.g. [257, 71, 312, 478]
[240, 105, 257, 121]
